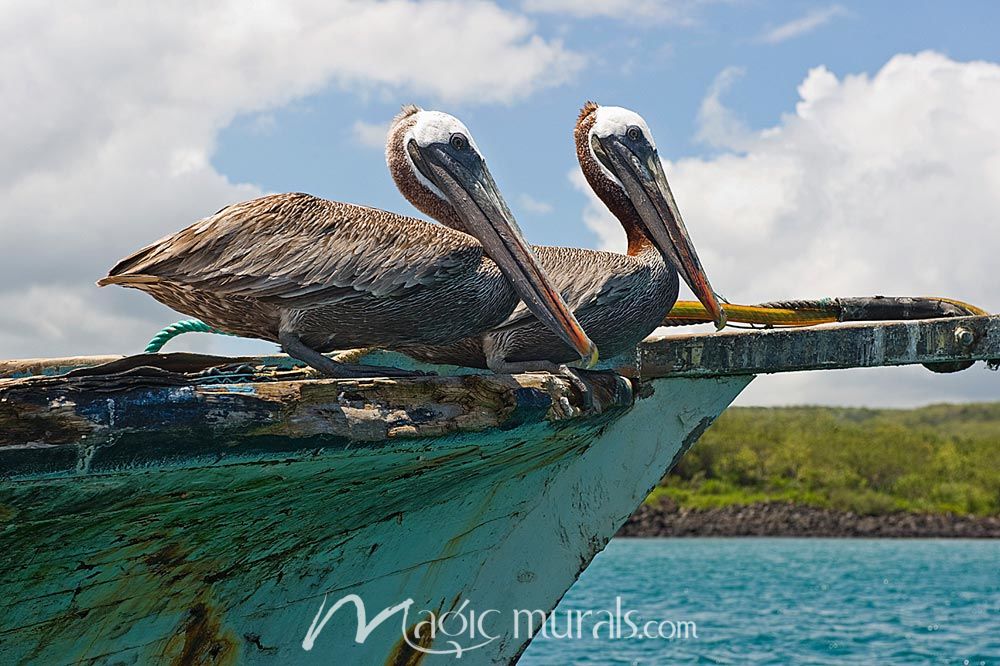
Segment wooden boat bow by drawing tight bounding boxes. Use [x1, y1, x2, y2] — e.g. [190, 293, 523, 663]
[0, 315, 996, 665]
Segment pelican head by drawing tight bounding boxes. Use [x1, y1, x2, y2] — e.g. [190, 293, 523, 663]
[387, 105, 598, 367]
[576, 102, 726, 330]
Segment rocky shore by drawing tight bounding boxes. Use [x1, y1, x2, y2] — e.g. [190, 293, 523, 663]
[618, 498, 1000, 538]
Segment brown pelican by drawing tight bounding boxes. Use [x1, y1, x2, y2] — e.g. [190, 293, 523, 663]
[400, 102, 725, 373]
[98, 108, 597, 377]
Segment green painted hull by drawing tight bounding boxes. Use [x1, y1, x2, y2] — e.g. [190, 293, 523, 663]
[0, 356, 747, 664]
[3, 313, 995, 664]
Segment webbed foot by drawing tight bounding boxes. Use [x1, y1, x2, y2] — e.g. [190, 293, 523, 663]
[279, 332, 434, 378]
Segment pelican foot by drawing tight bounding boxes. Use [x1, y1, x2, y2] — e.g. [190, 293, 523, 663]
[565, 368, 628, 412]
[554, 366, 598, 411]
[485, 355, 597, 411]
[279, 332, 432, 379]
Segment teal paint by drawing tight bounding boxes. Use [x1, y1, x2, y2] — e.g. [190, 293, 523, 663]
[0, 368, 749, 664]
[3, 315, 995, 663]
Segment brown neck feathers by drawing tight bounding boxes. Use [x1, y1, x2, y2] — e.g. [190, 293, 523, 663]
[386, 106, 465, 231]
[575, 102, 652, 255]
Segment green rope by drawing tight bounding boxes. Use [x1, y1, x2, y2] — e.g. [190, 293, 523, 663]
[144, 319, 239, 353]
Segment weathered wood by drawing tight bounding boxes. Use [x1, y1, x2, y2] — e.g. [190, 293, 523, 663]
[0, 354, 123, 379]
[0, 364, 633, 478]
[2, 315, 993, 664]
[0, 363, 744, 665]
[0, 352, 271, 379]
[635, 314, 1000, 378]
[3, 315, 996, 383]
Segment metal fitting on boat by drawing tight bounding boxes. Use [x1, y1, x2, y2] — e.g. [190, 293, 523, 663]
[954, 327, 976, 348]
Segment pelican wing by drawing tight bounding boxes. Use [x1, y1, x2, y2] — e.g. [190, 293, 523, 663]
[102, 193, 483, 308]
[492, 246, 643, 330]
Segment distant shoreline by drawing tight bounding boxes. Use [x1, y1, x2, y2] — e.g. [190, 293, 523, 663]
[618, 499, 1000, 538]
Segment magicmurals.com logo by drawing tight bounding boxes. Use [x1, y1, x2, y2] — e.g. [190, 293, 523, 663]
[302, 594, 697, 657]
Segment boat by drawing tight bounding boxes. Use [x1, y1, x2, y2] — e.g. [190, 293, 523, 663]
[1, 312, 997, 664]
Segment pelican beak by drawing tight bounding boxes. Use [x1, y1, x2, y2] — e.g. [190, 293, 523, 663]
[409, 140, 599, 366]
[594, 135, 726, 330]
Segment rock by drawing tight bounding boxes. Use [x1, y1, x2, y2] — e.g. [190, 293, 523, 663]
[617, 499, 1000, 538]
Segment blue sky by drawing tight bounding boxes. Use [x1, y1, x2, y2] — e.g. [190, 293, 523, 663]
[2, 1, 998, 406]
[213, 1, 1000, 246]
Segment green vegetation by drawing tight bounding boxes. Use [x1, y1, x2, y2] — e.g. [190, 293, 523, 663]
[649, 403, 1000, 516]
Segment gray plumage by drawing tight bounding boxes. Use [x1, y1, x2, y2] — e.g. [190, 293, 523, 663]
[400, 237, 677, 368]
[100, 105, 599, 377]
[99, 193, 520, 353]
[399, 101, 718, 372]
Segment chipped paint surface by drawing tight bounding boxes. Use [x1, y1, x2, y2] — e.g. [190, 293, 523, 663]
[3, 314, 995, 384]
[640, 314, 999, 377]
[4, 314, 991, 664]
[0, 359, 748, 665]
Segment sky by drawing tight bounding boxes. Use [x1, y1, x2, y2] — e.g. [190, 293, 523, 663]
[1, 0, 998, 407]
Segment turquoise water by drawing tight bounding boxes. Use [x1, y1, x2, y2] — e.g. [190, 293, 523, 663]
[521, 539, 999, 665]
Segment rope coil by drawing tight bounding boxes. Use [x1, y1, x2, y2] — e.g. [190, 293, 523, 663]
[662, 296, 987, 328]
[144, 319, 238, 353]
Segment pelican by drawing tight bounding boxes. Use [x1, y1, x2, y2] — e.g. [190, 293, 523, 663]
[399, 102, 724, 372]
[98, 108, 597, 377]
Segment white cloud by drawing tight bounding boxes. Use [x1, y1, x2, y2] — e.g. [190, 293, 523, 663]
[517, 193, 555, 215]
[352, 119, 391, 149]
[696, 66, 750, 149]
[569, 170, 627, 253]
[522, 0, 702, 24]
[577, 52, 1000, 405]
[0, 1, 583, 360]
[758, 4, 848, 44]
[247, 113, 279, 136]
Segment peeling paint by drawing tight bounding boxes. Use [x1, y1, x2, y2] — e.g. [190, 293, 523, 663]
[0, 316, 992, 663]
[642, 314, 999, 377]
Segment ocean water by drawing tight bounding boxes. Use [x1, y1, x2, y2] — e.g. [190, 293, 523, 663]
[521, 538, 999, 665]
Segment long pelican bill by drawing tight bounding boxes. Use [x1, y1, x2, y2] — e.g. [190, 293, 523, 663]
[408, 141, 599, 366]
[593, 135, 726, 330]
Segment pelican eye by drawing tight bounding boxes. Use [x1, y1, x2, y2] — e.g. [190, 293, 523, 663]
[626, 126, 642, 142]
[450, 133, 469, 151]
